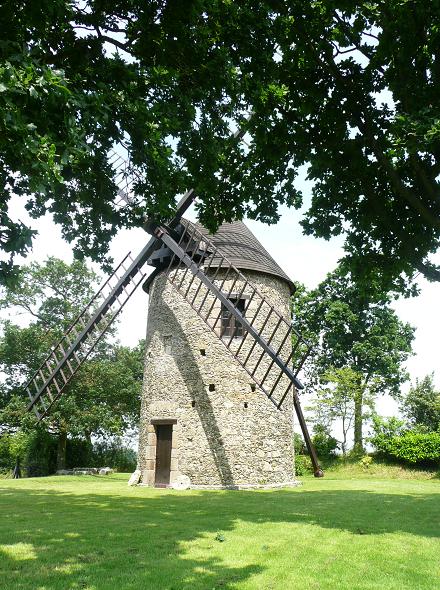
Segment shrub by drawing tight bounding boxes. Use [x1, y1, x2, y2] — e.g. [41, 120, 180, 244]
[370, 415, 407, 453]
[371, 415, 440, 465]
[0, 429, 138, 477]
[90, 440, 137, 472]
[295, 455, 313, 476]
[66, 438, 93, 469]
[293, 433, 306, 455]
[0, 431, 31, 473]
[24, 429, 57, 477]
[0, 433, 14, 473]
[312, 425, 338, 459]
[377, 432, 440, 465]
[359, 455, 373, 469]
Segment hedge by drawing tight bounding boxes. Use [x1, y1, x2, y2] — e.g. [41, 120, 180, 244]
[373, 431, 440, 465]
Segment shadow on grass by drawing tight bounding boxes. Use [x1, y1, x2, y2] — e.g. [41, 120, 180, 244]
[0, 480, 439, 589]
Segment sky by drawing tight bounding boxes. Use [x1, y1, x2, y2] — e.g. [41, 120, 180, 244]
[4, 177, 440, 436]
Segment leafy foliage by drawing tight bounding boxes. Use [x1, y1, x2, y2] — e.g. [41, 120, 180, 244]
[358, 455, 373, 470]
[293, 268, 414, 449]
[0, 430, 30, 473]
[294, 454, 314, 476]
[370, 415, 407, 447]
[90, 440, 137, 473]
[2, 2, 440, 293]
[307, 366, 375, 455]
[372, 430, 440, 466]
[402, 374, 440, 432]
[0, 430, 137, 475]
[311, 424, 339, 459]
[0, 257, 144, 469]
[292, 432, 306, 456]
[24, 428, 58, 477]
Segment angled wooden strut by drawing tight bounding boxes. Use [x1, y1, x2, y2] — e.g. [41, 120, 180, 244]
[25, 190, 196, 421]
[150, 221, 323, 477]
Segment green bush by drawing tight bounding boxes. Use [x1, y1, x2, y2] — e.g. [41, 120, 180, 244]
[370, 415, 406, 450]
[359, 455, 373, 469]
[371, 415, 440, 465]
[25, 429, 57, 477]
[90, 440, 137, 472]
[312, 426, 338, 459]
[0, 434, 14, 473]
[374, 432, 440, 465]
[0, 431, 31, 473]
[3, 431, 136, 477]
[295, 455, 313, 476]
[293, 433, 306, 455]
[66, 438, 93, 469]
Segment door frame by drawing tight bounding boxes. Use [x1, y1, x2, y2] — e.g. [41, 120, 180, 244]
[145, 419, 178, 488]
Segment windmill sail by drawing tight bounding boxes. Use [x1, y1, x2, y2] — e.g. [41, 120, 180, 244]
[25, 189, 197, 420]
[148, 220, 323, 476]
[26, 249, 149, 420]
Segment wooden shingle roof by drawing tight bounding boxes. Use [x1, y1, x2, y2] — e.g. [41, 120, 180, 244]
[197, 221, 296, 294]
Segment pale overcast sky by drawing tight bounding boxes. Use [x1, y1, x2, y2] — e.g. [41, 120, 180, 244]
[3, 181, 440, 428]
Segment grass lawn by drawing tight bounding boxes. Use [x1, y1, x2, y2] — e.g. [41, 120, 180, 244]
[0, 473, 439, 590]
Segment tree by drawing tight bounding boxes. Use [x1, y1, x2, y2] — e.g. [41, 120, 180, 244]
[307, 367, 376, 455]
[402, 374, 440, 432]
[1, 2, 440, 295]
[0, 257, 144, 469]
[293, 268, 414, 451]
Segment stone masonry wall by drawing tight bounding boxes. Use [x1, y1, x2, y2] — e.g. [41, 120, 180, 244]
[137, 268, 297, 488]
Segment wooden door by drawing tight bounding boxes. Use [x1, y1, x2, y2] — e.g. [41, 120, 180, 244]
[154, 424, 173, 486]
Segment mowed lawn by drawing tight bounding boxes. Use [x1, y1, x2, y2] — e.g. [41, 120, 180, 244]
[0, 474, 439, 590]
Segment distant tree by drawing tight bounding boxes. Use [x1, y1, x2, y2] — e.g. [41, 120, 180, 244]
[293, 268, 414, 452]
[307, 367, 376, 455]
[0, 258, 144, 469]
[402, 374, 440, 432]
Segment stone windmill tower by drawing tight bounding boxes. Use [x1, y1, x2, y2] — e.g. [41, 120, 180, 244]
[138, 221, 299, 489]
[24, 191, 323, 484]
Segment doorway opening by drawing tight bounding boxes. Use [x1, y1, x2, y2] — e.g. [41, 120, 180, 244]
[154, 424, 173, 487]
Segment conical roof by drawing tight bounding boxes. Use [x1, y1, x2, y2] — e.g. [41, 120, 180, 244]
[197, 220, 295, 294]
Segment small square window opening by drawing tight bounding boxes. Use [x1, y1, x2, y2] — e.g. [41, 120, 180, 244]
[163, 335, 172, 355]
[221, 297, 246, 339]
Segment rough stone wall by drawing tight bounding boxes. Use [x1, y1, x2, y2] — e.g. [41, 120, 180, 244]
[137, 268, 297, 488]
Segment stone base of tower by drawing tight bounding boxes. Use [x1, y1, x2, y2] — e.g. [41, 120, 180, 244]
[137, 270, 298, 490]
[137, 403, 298, 489]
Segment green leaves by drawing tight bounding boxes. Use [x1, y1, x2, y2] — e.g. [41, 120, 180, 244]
[1, 2, 440, 294]
[0, 257, 144, 442]
[402, 374, 440, 432]
[293, 266, 414, 449]
[372, 428, 440, 465]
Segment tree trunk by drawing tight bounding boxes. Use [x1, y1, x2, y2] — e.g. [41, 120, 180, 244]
[353, 388, 364, 453]
[341, 416, 347, 456]
[56, 430, 67, 471]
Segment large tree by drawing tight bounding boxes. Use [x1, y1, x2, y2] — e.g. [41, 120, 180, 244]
[1, 1, 440, 293]
[0, 258, 144, 469]
[292, 269, 415, 450]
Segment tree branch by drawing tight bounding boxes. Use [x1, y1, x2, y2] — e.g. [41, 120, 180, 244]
[93, 26, 133, 53]
[408, 154, 440, 208]
[414, 260, 440, 282]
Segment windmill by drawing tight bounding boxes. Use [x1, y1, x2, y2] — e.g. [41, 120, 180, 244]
[24, 138, 324, 485]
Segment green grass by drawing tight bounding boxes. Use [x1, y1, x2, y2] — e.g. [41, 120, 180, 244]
[0, 473, 439, 590]
[308, 456, 440, 480]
